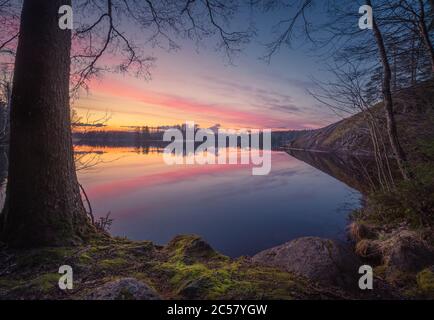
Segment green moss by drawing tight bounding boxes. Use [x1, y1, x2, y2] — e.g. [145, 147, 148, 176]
[0, 235, 330, 300]
[148, 235, 314, 299]
[99, 257, 129, 270]
[1, 273, 60, 297]
[418, 139, 434, 159]
[355, 168, 434, 228]
[166, 235, 228, 268]
[154, 254, 309, 299]
[87, 246, 106, 254]
[0, 278, 24, 290]
[166, 235, 200, 258]
[30, 273, 60, 293]
[374, 265, 388, 278]
[79, 253, 93, 264]
[417, 268, 434, 298]
[16, 247, 73, 269]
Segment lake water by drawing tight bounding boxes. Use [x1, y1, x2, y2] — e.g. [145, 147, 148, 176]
[75, 145, 360, 257]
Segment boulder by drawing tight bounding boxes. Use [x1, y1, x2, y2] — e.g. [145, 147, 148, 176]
[178, 277, 211, 299]
[381, 230, 434, 272]
[252, 237, 361, 289]
[87, 278, 160, 300]
[166, 235, 218, 264]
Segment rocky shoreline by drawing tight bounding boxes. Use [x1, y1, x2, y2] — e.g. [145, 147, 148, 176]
[2, 226, 433, 299]
[0, 234, 345, 300]
[251, 221, 434, 299]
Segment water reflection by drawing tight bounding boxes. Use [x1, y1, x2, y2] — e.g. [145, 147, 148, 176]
[76, 145, 360, 257]
[287, 150, 379, 194]
[0, 144, 362, 257]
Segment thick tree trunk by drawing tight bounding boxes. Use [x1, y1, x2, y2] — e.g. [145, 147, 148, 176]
[0, 0, 94, 247]
[418, 0, 434, 74]
[429, 0, 434, 31]
[367, 0, 410, 181]
[410, 38, 417, 85]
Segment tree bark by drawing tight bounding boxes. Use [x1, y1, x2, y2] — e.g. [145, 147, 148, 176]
[418, 0, 434, 74]
[429, 0, 434, 31]
[367, 0, 410, 180]
[0, 0, 94, 247]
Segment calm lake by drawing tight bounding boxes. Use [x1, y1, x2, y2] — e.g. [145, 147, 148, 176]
[73, 145, 361, 257]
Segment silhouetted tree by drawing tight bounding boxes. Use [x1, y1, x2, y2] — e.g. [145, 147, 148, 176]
[0, 0, 256, 247]
[263, 0, 427, 180]
[1, 0, 93, 247]
[396, 0, 434, 74]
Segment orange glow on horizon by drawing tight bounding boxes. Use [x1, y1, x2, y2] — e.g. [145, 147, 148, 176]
[74, 73, 326, 131]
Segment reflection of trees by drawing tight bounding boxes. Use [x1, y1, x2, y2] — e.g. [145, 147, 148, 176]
[265, 0, 434, 182]
[288, 150, 399, 194]
[72, 110, 111, 172]
[1, 0, 257, 247]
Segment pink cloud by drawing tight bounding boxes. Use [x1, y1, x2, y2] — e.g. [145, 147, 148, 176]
[87, 79, 313, 129]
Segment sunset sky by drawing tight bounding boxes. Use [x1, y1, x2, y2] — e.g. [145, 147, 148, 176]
[73, 3, 342, 131]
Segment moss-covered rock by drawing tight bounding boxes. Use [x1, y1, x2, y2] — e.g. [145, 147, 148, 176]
[86, 278, 160, 300]
[165, 235, 225, 264]
[99, 257, 129, 270]
[417, 267, 434, 298]
[0, 235, 355, 300]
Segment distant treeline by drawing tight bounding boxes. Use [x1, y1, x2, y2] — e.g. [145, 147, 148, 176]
[73, 127, 313, 148]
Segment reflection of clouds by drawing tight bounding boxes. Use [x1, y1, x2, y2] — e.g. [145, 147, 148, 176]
[79, 149, 353, 210]
[194, 170, 300, 202]
[82, 150, 294, 205]
[165, 153, 302, 202]
[85, 161, 253, 200]
[78, 147, 360, 256]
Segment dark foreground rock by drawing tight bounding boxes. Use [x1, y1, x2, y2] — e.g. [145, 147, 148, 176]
[252, 237, 361, 290]
[383, 230, 434, 273]
[86, 278, 160, 300]
[353, 226, 434, 273]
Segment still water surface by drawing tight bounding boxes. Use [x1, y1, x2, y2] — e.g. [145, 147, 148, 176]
[75, 145, 360, 257]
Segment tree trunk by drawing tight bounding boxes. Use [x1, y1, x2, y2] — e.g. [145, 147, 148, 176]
[410, 38, 417, 85]
[0, 0, 94, 247]
[418, 0, 434, 74]
[429, 0, 434, 31]
[367, 0, 410, 180]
